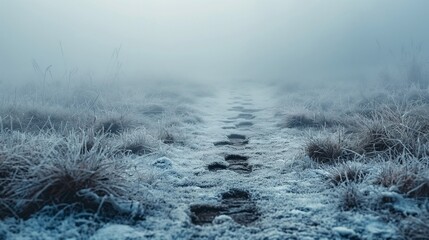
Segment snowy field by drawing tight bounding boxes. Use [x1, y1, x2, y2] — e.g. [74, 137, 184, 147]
[1, 1, 429, 239]
[1, 79, 428, 240]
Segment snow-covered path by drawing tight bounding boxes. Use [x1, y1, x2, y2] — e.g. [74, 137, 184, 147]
[180, 85, 336, 239]
[92, 84, 391, 239]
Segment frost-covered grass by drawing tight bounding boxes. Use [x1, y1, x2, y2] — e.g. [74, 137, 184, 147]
[0, 79, 205, 237]
[5, 76, 429, 238]
[0, 131, 133, 218]
[278, 82, 429, 238]
[281, 112, 341, 129]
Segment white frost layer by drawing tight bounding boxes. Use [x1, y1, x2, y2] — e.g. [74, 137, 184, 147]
[2, 84, 404, 239]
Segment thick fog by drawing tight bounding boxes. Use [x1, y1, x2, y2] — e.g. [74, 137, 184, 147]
[1, 0, 429, 85]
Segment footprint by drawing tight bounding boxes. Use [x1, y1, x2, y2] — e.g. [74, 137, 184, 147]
[227, 113, 255, 120]
[190, 189, 259, 226]
[228, 106, 245, 111]
[213, 141, 233, 146]
[236, 113, 255, 120]
[220, 120, 235, 124]
[190, 205, 227, 225]
[222, 126, 236, 130]
[235, 122, 253, 128]
[213, 134, 249, 146]
[208, 162, 228, 171]
[227, 134, 249, 145]
[227, 133, 246, 140]
[225, 154, 252, 173]
[220, 189, 259, 225]
[240, 109, 261, 113]
[208, 155, 252, 173]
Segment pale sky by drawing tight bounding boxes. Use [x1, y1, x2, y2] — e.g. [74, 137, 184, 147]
[1, 0, 429, 83]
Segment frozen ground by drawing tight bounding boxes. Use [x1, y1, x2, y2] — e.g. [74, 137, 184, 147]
[0, 83, 406, 239]
[92, 84, 400, 239]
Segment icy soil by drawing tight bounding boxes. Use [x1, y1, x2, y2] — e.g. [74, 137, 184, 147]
[96, 84, 398, 239]
[1, 84, 400, 239]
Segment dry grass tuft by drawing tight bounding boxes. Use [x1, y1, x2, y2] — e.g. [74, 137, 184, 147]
[306, 137, 345, 164]
[0, 131, 137, 219]
[338, 185, 362, 211]
[326, 162, 368, 186]
[282, 113, 339, 129]
[118, 129, 158, 155]
[95, 116, 133, 135]
[356, 121, 394, 154]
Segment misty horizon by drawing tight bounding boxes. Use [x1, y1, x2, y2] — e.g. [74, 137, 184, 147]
[1, 0, 429, 85]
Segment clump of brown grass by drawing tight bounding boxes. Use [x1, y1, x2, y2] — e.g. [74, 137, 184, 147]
[0, 131, 138, 219]
[326, 162, 368, 186]
[338, 185, 363, 211]
[356, 121, 395, 154]
[306, 137, 345, 164]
